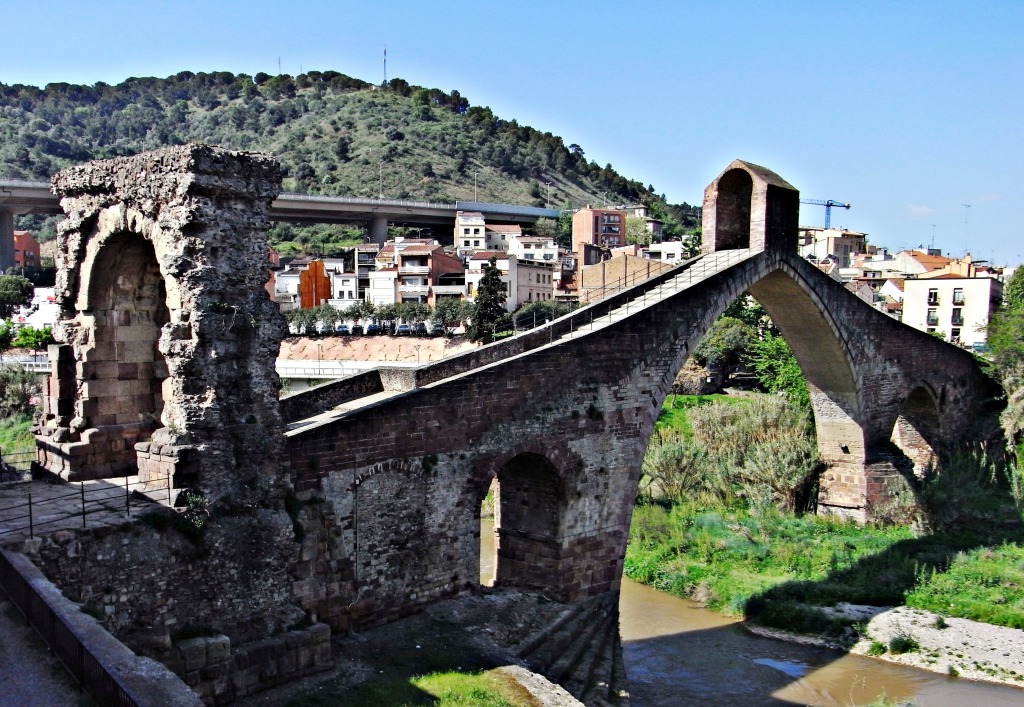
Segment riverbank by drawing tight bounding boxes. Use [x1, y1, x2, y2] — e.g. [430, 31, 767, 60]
[747, 603, 1024, 689]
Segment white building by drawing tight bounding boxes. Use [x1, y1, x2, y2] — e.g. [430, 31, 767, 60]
[508, 235, 558, 263]
[902, 276, 1002, 347]
[643, 241, 688, 265]
[466, 252, 556, 311]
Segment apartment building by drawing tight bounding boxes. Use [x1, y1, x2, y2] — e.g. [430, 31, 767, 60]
[798, 227, 867, 268]
[466, 252, 556, 311]
[902, 276, 1002, 347]
[572, 207, 627, 254]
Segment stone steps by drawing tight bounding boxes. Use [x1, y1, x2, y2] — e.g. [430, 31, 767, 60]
[515, 593, 628, 706]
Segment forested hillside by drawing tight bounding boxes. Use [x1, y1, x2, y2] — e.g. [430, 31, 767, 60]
[0, 70, 699, 248]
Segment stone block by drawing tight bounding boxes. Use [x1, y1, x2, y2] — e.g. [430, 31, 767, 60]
[177, 637, 209, 672]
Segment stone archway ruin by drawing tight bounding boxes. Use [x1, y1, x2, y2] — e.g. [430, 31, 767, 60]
[34, 145, 288, 503]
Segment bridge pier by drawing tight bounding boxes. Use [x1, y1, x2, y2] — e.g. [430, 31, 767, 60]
[0, 207, 17, 272]
[368, 214, 388, 245]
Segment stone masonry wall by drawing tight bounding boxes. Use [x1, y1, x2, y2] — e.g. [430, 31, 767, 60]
[286, 246, 1003, 626]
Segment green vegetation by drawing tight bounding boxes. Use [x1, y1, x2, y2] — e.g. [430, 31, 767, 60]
[0, 413, 34, 454]
[0, 276, 33, 318]
[468, 257, 508, 343]
[287, 669, 535, 707]
[626, 394, 1024, 639]
[2, 71, 701, 250]
[0, 365, 41, 420]
[642, 396, 820, 512]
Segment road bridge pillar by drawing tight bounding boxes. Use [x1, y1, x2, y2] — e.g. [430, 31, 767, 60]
[369, 214, 389, 245]
[0, 207, 16, 272]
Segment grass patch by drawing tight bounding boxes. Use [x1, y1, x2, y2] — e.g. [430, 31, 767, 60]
[0, 413, 34, 453]
[655, 394, 747, 436]
[626, 499, 1024, 635]
[286, 669, 538, 707]
[888, 634, 920, 654]
[905, 544, 1024, 628]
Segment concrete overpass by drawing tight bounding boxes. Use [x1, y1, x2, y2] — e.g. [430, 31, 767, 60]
[0, 178, 560, 269]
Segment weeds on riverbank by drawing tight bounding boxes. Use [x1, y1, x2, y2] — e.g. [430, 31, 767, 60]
[627, 395, 1024, 638]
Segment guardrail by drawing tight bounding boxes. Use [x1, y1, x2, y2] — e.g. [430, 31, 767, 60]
[0, 550, 147, 706]
[0, 474, 172, 542]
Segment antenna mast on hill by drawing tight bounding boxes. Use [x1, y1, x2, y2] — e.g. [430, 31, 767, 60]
[383, 46, 387, 85]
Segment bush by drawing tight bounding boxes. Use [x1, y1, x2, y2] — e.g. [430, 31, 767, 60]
[641, 396, 822, 512]
[0, 364, 40, 418]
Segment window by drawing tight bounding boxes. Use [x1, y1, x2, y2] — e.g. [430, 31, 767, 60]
[927, 288, 939, 305]
[951, 308, 964, 326]
[474, 240, 480, 247]
[463, 228, 470, 235]
[464, 240, 470, 247]
[473, 228, 480, 235]
[953, 288, 965, 305]
[951, 328, 961, 343]
[926, 308, 939, 326]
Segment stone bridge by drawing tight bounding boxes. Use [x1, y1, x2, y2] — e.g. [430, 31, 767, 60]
[26, 146, 1003, 701]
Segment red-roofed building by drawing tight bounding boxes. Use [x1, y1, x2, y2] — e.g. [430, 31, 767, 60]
[12, 231, 40, 269]
[466, 251, 555, 310]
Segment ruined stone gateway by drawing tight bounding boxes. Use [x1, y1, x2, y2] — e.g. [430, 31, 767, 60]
[27, 146, 1003, 703]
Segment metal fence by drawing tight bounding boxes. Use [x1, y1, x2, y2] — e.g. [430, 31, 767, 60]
[0, 550, 144, 706]
[0, 474, 172, 541]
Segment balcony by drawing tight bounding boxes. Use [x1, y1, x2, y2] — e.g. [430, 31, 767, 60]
[926, 315, 939, 326]
[398, 284, 430, 294]
[432, 285, 466, 296]
[399, 265, 430, 274]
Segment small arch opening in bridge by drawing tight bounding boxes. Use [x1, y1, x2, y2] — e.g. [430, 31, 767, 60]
[489, 453, 562, 592]
[714, 168, 753, 250]
[890, 385, 941, 477]
[83, 232, 169, 473]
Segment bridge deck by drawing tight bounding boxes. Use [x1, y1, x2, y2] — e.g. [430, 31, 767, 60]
[283, 248, 757, 437]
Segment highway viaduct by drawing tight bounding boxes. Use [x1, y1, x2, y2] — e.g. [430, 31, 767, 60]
[0, 178, 559, 271]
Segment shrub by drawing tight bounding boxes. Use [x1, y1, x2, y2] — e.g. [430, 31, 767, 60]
[888, 634, 919, 654]
[0, 364, 40, 418]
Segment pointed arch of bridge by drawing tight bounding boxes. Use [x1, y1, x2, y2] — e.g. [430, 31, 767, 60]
[489, 452, 564, 594]
[708, 168, 753, 250]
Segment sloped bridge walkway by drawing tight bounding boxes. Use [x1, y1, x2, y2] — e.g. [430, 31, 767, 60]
[279, 245, 1000, 636]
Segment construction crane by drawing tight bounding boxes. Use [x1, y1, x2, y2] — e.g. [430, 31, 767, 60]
[800, 199, 851, 229]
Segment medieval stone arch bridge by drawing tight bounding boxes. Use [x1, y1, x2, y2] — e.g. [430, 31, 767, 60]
[32, 145, 1001, 652]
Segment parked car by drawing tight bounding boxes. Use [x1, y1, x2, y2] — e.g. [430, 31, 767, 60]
[350, 324, 364, 336]
[334, 323, 350, 335]
[365, 323, 381, 335]
[314, 321, 329, 336]
[396, 323, 412, 336]
[430, 323, 445, 336]
[413, 322, 428, 336]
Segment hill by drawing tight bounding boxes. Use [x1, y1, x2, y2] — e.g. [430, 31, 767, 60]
[0, 71, 700, 252]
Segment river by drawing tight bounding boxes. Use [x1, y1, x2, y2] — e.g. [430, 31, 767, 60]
[481, 520, 1024, 706]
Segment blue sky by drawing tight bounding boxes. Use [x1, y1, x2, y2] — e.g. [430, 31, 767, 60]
[4, 1, 1023, 263]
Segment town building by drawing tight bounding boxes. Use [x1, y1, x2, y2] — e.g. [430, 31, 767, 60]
[798, 227, 867, 268]
[466, 252, 556, 311]
[508, 235, 559, 263]
[643, 240, 688, 265]
[572, 207, 627, 254]
[902, 276, 1002, 347]
[12, 230, 40, 269]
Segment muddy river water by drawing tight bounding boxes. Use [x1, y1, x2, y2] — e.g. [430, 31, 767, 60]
[481, 520, 1024, 705]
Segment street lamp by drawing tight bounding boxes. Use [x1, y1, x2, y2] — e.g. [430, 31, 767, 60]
[474, 171, 478, 201]
[316, 342, 322, 377]
[414, 344, 421, 366]
[379, 161, 385, 199]
[545, 181, 552, 209]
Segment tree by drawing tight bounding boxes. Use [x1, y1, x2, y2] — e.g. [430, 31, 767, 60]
[744, 332, 810, 409]
[0, 276, 33, 319]
[625, 216, 651, 246]
[432, 298, 472, 334]
[693, 317, 755, 373]
[11, 325, 55, 356]
[469, 257, 508, 343]
[0, 319, 15, 358]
